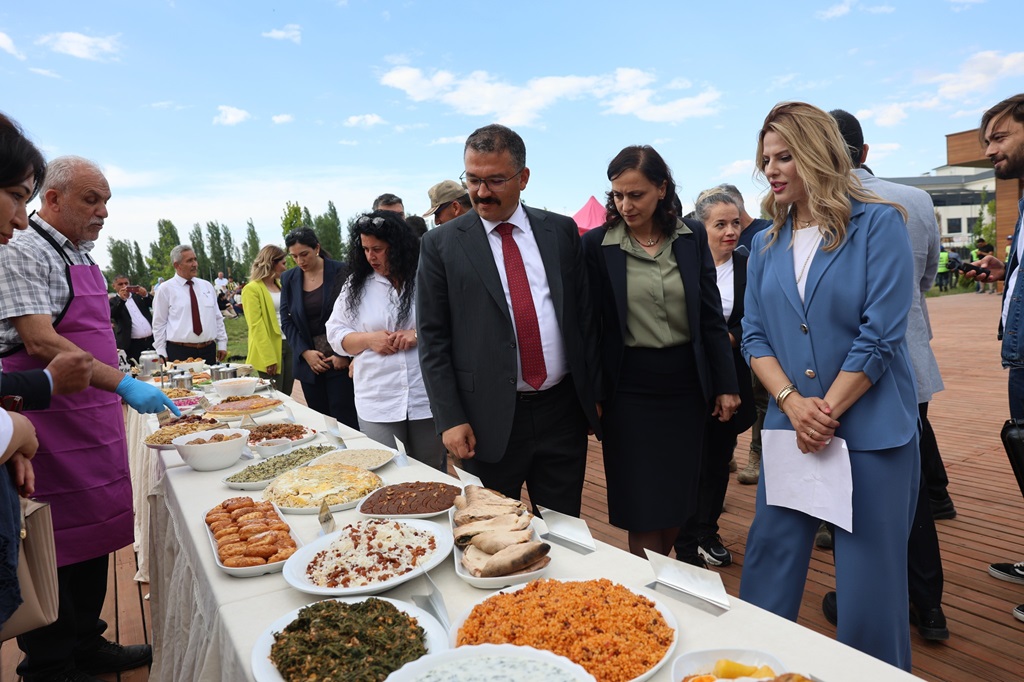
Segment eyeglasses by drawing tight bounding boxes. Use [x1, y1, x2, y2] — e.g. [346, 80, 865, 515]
[357, 215, 386, 228]
[460, 168, 523, 192]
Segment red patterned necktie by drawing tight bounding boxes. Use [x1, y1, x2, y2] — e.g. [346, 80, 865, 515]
[187, 280, 203, 335]
[496, 223, 547, 390]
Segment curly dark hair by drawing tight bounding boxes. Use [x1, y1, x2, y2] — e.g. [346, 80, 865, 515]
[0, 112, 46, 200]
[604, 145, 678, 238]
[345, 210, 420, 327]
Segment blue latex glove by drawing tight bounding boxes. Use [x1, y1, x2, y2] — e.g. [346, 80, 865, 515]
[115, 375, 181, 417]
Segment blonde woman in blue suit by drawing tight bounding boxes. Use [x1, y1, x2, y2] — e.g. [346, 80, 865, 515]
[739, 102, 918, 670]
[242, 245, 293, 394]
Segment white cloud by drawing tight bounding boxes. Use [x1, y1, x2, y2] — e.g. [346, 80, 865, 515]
[666, 77, 692, 90]
[0, 32, 26, 60]
[272, 114, 294, 124]
[855, 100, 940, 127]
[717, 160, 755, 179]
[949, 0, 984, 11]
[261, 24, 301, 44]
[212, 105, 251, 126]
[29, 68, 60, 78]
[817, 1, 853, 20]
[338, 140, 358, 146]
[928, 50, 1024, 100]
[150, 101, 174, 109]
[394, 123, 427, 133]
[381, 65, 720, 126]
[951, 106, 987, 119]
[344, 114, 385, 127]
[36, 32, 120, 61]
[102, 164, 167, 189]
[865, 142, 900, 161]
[429, 136, 466, 146]
[864, 5, 895, 13]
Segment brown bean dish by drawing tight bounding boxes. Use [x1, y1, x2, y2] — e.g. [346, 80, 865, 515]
[360, 482, 461, 516]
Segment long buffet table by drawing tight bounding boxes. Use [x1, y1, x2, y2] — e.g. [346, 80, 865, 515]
[142, 396, 922, 682]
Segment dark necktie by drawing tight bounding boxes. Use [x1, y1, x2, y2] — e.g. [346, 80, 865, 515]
[496, 223, 547, 390]
[187, 280, 203, 336]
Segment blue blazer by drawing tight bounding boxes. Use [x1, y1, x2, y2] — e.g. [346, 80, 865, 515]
[741, 199, 918, 451]
[280, 258, 349, 385]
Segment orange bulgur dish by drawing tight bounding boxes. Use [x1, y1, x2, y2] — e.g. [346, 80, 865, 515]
[456, 578, 674, 682]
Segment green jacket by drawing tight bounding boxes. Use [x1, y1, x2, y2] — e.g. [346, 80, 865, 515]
[241, 279, 282, 373]
[937, 251, 949, 274]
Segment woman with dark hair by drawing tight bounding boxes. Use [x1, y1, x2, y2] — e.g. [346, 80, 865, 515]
[582, 145, 739, 557]
[242, 244, 293, 394]
[281, 227, 357, 426]
[326, 211, 444, 470]
[0, 112, 43, 626]
[740, 102, 916, 669]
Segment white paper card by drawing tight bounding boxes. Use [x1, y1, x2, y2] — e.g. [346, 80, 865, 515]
[537, 506, 596, 551]
[644, 549, 730, 609]
[763, 430, 853, 532]
[391, 436, 411, 467]
[454, 467, 483, 488]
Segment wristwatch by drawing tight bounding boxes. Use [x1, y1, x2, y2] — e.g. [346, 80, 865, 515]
[1, 395, 24, 412]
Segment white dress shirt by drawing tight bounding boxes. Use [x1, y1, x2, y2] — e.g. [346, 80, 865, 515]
[151, 274, 228, 357]
[482, 203, 567, 391]
[0, 409, 12, 456]
[325, 274, 432, 422]
[125, 297, 153, 339]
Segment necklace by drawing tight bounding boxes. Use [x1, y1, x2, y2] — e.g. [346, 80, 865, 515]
[796, 234, 820, 285]
[632, 232, 660, 247]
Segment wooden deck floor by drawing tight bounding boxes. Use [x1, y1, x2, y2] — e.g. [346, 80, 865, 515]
[3, 291, 1022, 681]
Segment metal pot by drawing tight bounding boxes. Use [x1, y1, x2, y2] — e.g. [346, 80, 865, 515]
[170, 372, 193, 390]
[137, 351, 162, 378]
[210, 365, 238, 381]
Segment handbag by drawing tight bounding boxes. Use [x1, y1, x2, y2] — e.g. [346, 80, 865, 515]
[0, 498, 59, 641]
[312, 334, 334, 358]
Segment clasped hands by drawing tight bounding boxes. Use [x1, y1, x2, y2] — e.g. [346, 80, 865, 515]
[366, 329, 417, 355]
[785, 394, 839, 454]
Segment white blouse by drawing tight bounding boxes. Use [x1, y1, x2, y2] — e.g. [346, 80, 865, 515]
[715, 257, 735, 321]
[793, 228, 823, 303]
[324, 273, 432, 422]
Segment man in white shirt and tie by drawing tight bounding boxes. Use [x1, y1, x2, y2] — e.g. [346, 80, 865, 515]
[417, 123, 601, 516]
[152, 245, 227, 366]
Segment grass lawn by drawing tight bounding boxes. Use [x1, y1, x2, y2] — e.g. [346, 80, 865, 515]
[223, 314, 249, 362]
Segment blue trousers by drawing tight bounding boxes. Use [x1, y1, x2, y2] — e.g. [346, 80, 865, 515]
[740, 436, 919, 671]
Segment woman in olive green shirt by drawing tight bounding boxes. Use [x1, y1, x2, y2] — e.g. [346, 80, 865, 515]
[582, 145, 740, 557]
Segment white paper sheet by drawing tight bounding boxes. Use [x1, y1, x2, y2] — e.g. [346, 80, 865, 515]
[644, 549, 730, 609]
[762, 430, 853, 532]
[537, 506, 597, 552]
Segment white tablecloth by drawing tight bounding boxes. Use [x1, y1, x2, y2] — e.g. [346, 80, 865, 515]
[145, 398, 922, 682]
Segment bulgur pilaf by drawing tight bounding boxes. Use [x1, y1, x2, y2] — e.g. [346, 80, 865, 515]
[456, 578, 674, 682]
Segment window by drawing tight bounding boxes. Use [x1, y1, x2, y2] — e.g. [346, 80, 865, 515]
[967, 217, 979, 232]
[947, 218, 962, 233]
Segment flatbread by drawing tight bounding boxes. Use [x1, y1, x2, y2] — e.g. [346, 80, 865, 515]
[454, 513, 531, 547]
[462, 541, 550, 577]
[469, 529, 533, 554]
[454, 502, 528, 527]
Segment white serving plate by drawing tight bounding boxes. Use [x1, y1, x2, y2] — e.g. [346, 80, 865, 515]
[282, 518, 452, 596]
[208, 406, 277, 422]
[204, 503, 301, 578]
[267, 474, 386, 515]
[145, 422, 229, 450]
[671, 648, 787, 681]
[450, 580, 678, 682]
[250, 596, 448, 682]
[248, 425, 318, 450]
[309, 447, 396, 471]
[357, 481, 460, 520]
[388, 643, 595, 681]
[449, 509, 550, 589]
[167, 360, 206, 373]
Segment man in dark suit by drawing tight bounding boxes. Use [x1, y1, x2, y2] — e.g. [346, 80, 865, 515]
[416, 123, 601, 517]
[109, 274, 154, 362]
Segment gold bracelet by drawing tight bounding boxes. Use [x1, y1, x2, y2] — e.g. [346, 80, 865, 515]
[776, 384, 799, 414]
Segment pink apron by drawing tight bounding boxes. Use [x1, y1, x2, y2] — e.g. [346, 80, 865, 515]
[2, 224, 132, 567]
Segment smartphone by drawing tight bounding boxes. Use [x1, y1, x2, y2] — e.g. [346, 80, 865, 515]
[957, 261, 991, 278]
[127, 285, 143, 294]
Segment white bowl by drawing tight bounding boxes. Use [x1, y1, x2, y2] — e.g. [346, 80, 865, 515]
[251, 438, 292, 458]
[211, 377, 259, 399]
[171, 427, 249, 471]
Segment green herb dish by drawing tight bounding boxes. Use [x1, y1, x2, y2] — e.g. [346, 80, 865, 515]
[223, 444, 335, 489]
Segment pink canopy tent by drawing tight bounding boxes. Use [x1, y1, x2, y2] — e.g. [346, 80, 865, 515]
[572, 195, 606, 235]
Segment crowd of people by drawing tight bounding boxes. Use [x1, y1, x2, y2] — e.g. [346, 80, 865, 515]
[2, 93, 1024, 679]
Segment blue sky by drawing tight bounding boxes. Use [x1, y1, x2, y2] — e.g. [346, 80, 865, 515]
[2, 0, 1022, 271]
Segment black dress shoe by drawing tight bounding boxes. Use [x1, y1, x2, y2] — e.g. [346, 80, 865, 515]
[76, 641, 152, 674]
[930, 496, 957, 520]
[910, 604, 950, 641]
[822, 591, 838, 626]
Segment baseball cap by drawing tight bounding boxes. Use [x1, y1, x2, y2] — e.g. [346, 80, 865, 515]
[423, 180, 466, 217]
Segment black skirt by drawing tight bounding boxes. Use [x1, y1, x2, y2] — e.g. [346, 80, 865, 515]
[602, 344, 706, 531]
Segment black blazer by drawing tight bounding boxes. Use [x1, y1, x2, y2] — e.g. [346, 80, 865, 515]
[0, 369, 51, 411]
[417, 206, 602, 463]
[581, 218, 739, 404]
[280, 258, 349, 385]
[109, 293, 153, 351]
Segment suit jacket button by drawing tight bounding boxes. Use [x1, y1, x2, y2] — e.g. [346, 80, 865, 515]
[800, 324, 809, 334]
[509, 342, 516, 348]
[805, 369, 816, 378]
[508, 377, 516, 384]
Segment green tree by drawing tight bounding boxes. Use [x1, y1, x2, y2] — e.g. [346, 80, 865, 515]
[205, 220, 226, 280]
[188, 223, 212, 280]
[223, 224, 239, 279]
[281, 201, 305, 240]
[978, 189, 997, 245]
[131, 242, 150, 288]
[314, 201, 344, 261]
[146, 219, 181, 283]
[238, 219, 261, 279]
[104, 238, 140, 287]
